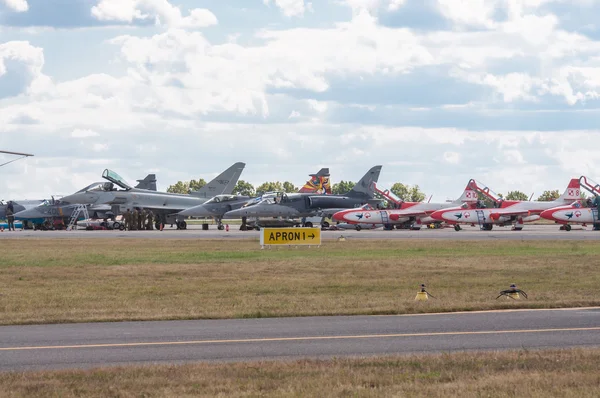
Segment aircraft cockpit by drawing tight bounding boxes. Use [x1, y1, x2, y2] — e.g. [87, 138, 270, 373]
[102, 169, 133, 190]
[73, 180, 128, 195]
[205, 194, 238, 204]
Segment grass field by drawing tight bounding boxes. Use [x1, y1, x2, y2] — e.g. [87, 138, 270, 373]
[1, 239, 599, 325]
[2, 349, 600, 397]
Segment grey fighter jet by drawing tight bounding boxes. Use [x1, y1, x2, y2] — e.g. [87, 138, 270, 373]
[223, 165, 382, 228]
[177, 168, 331, 230]
[13, 174, 159, 229]
[59, 162, 246, 229]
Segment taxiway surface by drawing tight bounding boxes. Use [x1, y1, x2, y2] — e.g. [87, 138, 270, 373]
[1, 308, 599, 371]
[1, 224, 600, 240]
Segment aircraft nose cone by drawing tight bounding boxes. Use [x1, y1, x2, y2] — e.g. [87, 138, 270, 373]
[223, 207, 248, 218]
[429, 210, 444, 221]
[14, 208, 44, 219]
[62, 193, 98, 204]
[179, 206, 208, 217]
[540, 209, 555, 220]
[332, 210, 348, 222]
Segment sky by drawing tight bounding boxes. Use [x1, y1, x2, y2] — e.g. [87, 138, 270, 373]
[2, 0, 600, 201]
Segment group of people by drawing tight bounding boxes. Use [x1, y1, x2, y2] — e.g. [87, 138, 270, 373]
[122, 208, 157, 231]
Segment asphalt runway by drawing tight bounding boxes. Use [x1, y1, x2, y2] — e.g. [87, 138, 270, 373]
[1, 308, 599, 371]
[1, 224, 600, 240]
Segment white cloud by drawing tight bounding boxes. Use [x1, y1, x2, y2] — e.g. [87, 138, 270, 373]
[263, 0, 310, 17]
[91, 0, 218, 28]
[71, 129, 100, 138]
[0, 41, 52, 97]
[340, 0, 407, 14]
[443, 151, 461, 164]
[1, 0, 28, 12]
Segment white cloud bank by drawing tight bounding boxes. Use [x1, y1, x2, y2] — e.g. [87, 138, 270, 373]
[1, 0, 28, 12]
[91, 0, 218, 28]
[1, 0, 600, 199]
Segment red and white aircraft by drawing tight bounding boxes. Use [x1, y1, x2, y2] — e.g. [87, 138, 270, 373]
[331, 181, 479, 230]
[540, 176, 600, 231]
[430, 179, 582, 231]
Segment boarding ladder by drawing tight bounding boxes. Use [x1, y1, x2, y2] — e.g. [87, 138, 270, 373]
[380, 210, 390, 224]
[67, 204, 89, 231]
[580, 177, 600, 229]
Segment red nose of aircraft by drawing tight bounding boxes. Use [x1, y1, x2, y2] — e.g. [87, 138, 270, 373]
[332, 209, 351, 222]
[429, 209, 445, 221]
[539, 208, 557, 220]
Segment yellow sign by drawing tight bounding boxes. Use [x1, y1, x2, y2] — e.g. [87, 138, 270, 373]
[260, 227, 321, 246]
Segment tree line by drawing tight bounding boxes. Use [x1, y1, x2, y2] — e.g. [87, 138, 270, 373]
[166, 179, 573, 202]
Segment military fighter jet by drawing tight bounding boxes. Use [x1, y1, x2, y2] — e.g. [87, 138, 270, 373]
[222, 165, 382, 228]
[58, 162, 246, 229]
[13, 174, 158, 229]
[430, 178, 581, 231]
[540, 175, 600, 231]
[332, 180, 480, 230]
[176, 168, 332, 230]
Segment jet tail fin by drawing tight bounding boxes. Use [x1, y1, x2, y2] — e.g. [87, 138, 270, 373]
[135, 174, 157, 191]
[346, 165, 382, 198]
[452, 181, 479, 204]
[190, 162, 246, 199]
[298, 168, 331, 194]
[556, 178, 581, 202]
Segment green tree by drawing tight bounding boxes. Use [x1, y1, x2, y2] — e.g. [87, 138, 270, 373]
[390, 183, 426, 202]
[505, 191, 529, 201]
[255, 181, 284, 195]
[282, 181, 297, 193]
[167, 178, 206, 194]
[537, 190, 560, 201]
[167, 181, 190, 194]
[233, 180, 255, 197]
[332, 181, 355, 195]
[189, 178, 206, 192]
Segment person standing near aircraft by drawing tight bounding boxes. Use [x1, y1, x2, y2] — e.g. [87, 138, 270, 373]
[6, 206, 15, 231]
[123, 209, 131, 230]
[146, 211, 154, 230]
[131, 209, 138, 231]
[140, 209, 147, 231]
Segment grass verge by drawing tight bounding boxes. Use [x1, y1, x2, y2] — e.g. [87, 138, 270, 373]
[1, 239, 599, 325]
[2, 349, 600, 397]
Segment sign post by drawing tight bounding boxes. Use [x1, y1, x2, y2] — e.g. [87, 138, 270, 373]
[260, 227, 321, 248]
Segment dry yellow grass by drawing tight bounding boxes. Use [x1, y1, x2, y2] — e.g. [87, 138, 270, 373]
[1, 349, 600, 397]
[1, 239, 599, 325]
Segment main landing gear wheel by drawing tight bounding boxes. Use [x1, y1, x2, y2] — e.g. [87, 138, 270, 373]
[355, 225, 362, 231]
[454, 225, 461, 231]
[565, 224, 572, 231]
[176, 221, 187, 230]
[217, 224, 224, 230]
[321, 221, 330, 229]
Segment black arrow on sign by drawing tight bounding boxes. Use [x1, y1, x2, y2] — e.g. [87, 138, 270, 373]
[309, 233, 315, 239]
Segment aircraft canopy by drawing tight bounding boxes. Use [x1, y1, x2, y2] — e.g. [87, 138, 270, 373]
[102, 169, 132, 190]
[205, 194, 239, 204]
